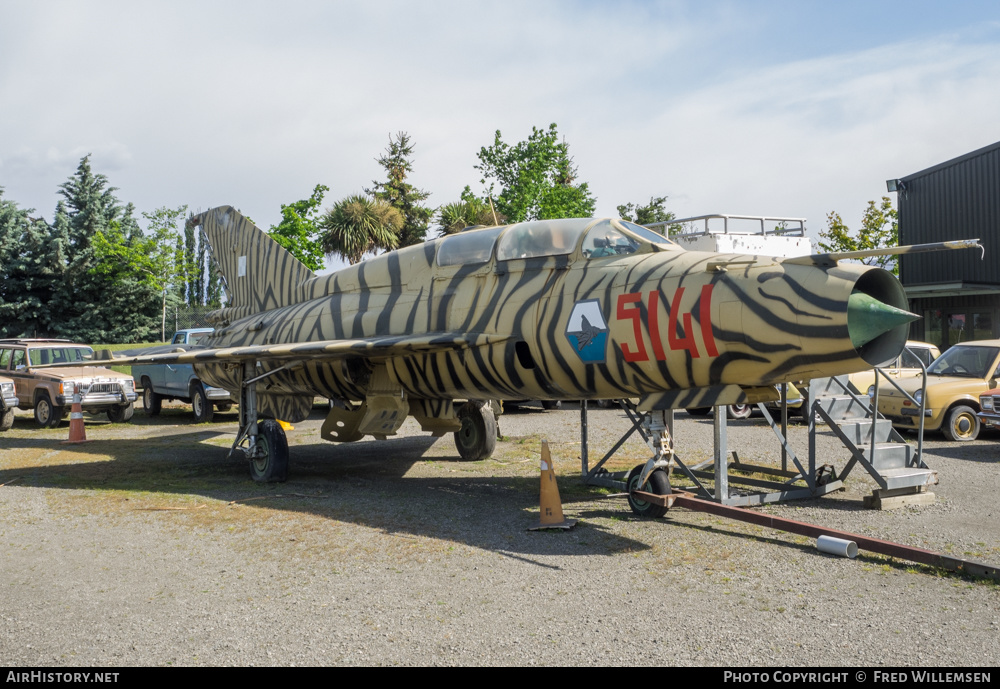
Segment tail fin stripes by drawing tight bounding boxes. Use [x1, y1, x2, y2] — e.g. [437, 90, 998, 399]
[195, 206, 316, 321]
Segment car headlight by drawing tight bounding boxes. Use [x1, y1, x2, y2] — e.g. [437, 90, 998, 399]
[0, 381, 14, 395]
[913, 390, 923, 405]
[60, 380, 83, 396]
[867, 385, 876, 398]
[982, 396, 994, 412]
[121, 379, 135, 392]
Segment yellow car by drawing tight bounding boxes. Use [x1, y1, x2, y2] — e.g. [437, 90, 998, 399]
[848, 340, 940, 398]
[876, 340, 1000, 441]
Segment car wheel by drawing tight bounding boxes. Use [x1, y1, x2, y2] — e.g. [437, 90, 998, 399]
[686, 407, 711, 417]
[216, 402, 233, 412]
[726, 403, 752, 420]
[0, 408, 13, 432]
[107, 402, 134, 423]
[541, 400, 562, 410]
[191, 383, 214, 423]
[941, 405, 980, 442]
[34, 394, 60, 428]
[142, 380, 162, 416]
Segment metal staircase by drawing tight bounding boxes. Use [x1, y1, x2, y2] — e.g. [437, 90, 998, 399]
[807, 375, 937, 508]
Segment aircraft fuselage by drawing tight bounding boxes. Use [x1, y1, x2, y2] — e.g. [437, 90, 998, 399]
[193, 218, 908, 415]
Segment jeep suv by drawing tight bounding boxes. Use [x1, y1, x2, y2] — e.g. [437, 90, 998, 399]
[0, 339, 138, 427]
[0, 375, 17, 431]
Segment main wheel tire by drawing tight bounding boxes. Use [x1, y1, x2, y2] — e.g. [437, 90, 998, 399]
[626, 465, 671, 518]
[726, 403, 752, 420]
[249, 419, 289, 482]
[0, 408, 13, 432]
[942, 405, 980, 442]
[541, 400, 562, 410]
[107, 402, 134, 423]
[454, 401, 498, 461]
[686, 407, 711, 417]
[34, 394, 60, 428]
[191, 383, 214, 423]
[142, 381, 162, 416]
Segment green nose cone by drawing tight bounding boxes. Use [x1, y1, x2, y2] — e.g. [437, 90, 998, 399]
[848, 291, 919, 349]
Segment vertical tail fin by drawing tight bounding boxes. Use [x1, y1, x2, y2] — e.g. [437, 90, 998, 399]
[194, 206, 317, 322]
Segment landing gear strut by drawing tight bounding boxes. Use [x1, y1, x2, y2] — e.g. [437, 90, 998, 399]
[626, 410, 675, 518]
[230, 360, 289, 483]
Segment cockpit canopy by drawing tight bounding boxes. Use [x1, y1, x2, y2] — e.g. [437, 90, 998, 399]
[435, 218, 677, 267]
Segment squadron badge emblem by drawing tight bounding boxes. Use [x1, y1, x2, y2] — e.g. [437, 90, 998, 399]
[566, 299, 610, 363]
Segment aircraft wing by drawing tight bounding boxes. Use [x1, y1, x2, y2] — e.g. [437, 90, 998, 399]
[783, 239, 982, 267]
[84, 333, 511, 368]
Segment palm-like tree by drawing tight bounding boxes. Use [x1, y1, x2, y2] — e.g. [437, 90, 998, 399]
[319, 194, 403, 265]
[437, 197, 504, 235]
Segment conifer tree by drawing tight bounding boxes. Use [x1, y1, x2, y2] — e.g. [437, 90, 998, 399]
[367, 133, 432, 247]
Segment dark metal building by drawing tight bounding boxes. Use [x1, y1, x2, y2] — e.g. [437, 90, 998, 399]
[895, 140, 1000, 350]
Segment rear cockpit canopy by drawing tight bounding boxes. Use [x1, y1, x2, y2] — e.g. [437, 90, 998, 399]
[434, 218, 679, 268]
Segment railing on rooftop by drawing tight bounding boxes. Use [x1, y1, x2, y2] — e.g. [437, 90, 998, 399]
[647, 214, 807, 237]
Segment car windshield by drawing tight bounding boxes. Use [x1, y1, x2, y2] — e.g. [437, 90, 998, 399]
[926, 346, 1000, 379]
[188, 331, 209, 345]
[28, 346, 96, 366]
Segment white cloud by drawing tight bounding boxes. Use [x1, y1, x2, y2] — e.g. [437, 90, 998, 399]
[1, 0, 998, 245]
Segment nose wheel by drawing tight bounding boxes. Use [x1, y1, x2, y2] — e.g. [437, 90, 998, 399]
[626, 464, 672, 518]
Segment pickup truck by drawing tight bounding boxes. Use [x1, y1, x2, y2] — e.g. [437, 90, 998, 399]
[130, 328, 234, 422]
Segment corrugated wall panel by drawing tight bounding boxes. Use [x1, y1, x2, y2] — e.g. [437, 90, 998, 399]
[899, 142, 1000, 286]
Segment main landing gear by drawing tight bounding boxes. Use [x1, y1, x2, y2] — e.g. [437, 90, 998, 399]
[454, 400, 498, 461]
[229, 360, 289, 483]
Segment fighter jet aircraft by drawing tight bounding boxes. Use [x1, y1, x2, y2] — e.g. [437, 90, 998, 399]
[90, 206, 976, 491]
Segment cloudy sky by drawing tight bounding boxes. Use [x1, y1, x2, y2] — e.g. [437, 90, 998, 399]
[2, 0, 999, 270]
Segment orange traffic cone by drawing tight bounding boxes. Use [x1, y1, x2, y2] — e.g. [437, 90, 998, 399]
[529, 440, 577, 531]
[62, 384, 90, 445]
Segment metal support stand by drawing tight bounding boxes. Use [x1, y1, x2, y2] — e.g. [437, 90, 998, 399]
[713, 407, 728, 501]
[580, 391, 845, 507]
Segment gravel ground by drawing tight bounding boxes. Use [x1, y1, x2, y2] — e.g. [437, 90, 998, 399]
[0, 402, 997, 667]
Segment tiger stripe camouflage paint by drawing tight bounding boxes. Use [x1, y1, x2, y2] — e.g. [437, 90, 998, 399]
[185, 206, 912, 429]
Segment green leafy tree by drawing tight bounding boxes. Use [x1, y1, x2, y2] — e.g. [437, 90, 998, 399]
[436, 186, 504, 235]
[92, 206, 190, 341]
[819, 196, 898, 274]
[319, 194, 403, 265]
[476, 123, 596, 223]
[367, 133, 432, 248]
[617, 196, 683, 236]
[268, 184, 329, 271]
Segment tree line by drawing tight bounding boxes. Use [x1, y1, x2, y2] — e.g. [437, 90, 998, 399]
[0, 121, 890, 344]
[269, 125, 678, 270]
[0, 156, 220, 343]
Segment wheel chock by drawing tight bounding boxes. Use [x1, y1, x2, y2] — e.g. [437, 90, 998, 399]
[277, 419, 294, 431]
[529, 441, 577, 531]
[62, 384, 90, 445]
